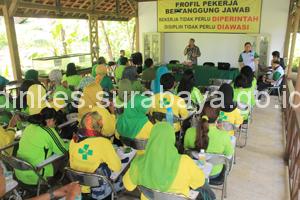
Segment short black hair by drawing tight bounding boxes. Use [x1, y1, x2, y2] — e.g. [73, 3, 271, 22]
[144, 58, 154, 68]
[119, 57, 128, 65]
[234, 75, 249, 88]
[66, 63, 77, 77]
[160, 73, 175, 90]
[98, 57, 106, 65]
[272, 51, 280, 58]
[190, 38, 195, 42]
[120, 50, 125, 53]
[131, 52, 143, 65]
[244, 42, 252, 46]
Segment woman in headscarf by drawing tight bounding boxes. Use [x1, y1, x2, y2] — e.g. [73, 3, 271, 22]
[177, 69, 204, 106]
[69, 111, 122, 199]
[49, 69, 72, 103]
[217, 83, 243, 136]
[95, 65, 114, 93]
[0, 75, 13, 125]
[123, 122, 206, 200]
[116, 94, 153, 153]
[78, 76, 95, 91]
[78, 82, 116, 137]
[15, 107, 68, 186]
[27, 84, 65, 115]
[152, 66, 168, 94]
[62, 63, 82, 88]
[24, 69, 39, 82]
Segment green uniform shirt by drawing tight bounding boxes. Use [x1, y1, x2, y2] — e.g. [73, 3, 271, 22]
[53, 85, 73, 103]
[0, 95, 13, 125]
[15, 124, 68, 185]
[184, 125, 234, 176]
[191, 87, 204, 105]
[115, 65, 126, 82]
[62, 75, 82, 88]
[141, 68, 156, 81]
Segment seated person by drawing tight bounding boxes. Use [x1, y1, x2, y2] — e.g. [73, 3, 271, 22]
[27, 84, 65, 115]
[123, 122, 207, 200]
[49, 69, 72, 103]
[177, 69, 204, 107]
[0, 78, 14, 125]
[116, 79, 133, 109]
[92, 57, 107, 78]
[217, 83, 243, 136]
[258, 60, 284, 93]
[234, 74, 255, 107]
[184, 102, 234, 178]
[69, 112, 122, 199]
[272, 51, 285, 69]
[152, 66, 169, 94]
[16, 79, 39, 112]
[24, 69, 39, 82]
[78, 76, 95, 92]
[122, 64, 144, 92]
[115, 57, 128, 82]
[15, 108, 68, 186]
[150, 73, 189, 133]
[240, 65, 257, 95]
[141, 58, 156, 82]
[95, 65, 114, 93]
[62, 63, 82, 89]
[116, 94, 153, 153]
[0, 115, 20, 155]
[130, 52, 143, 74]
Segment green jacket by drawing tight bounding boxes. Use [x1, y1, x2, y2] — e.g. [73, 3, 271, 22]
[15, 124, 68, 185]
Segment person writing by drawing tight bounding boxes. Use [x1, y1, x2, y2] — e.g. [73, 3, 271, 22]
[238, 42, 259, 72]
[184, 38, 201, 65]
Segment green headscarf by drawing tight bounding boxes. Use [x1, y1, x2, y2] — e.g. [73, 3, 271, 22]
[25, 69, 39, 82]
[129, 122, 181, 192]
[116, 94, 150, 139]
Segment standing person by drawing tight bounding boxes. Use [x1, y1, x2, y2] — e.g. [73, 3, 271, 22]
[117, 50, 127, 65]
[184, 38, 201, 65]
[238, 42, 259, 72]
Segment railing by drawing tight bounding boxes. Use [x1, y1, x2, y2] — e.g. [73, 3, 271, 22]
[284, 77, 300, 200]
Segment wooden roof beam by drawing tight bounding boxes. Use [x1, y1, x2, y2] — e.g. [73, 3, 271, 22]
[17, 1, 135, 17]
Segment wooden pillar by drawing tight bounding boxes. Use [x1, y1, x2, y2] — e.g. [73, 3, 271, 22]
[2, 4, 22, 80]
[288, 8, 300, 78]
[284, 15, 293, 59]
[135, 15, 139, 52]
[88, 14, 99, 65]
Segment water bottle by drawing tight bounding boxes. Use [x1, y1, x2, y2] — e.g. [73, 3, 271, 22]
[198, 149, 206, 166]
[166, 107, 174, 125]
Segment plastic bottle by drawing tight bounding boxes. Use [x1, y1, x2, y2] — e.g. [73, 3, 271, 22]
[166, 107, 174, 125]
[198, 149, 206, 166]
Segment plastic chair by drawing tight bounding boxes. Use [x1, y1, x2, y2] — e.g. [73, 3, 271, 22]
[119, 136, 148, 150]
[207, 154, 231, 200]
[267, 76, 284, 104]
[64, 167, 116, 200]
[138, 185, 192, 200]
[0, 141, 65, 196]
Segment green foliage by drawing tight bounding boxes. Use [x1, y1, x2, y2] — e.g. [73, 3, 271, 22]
[292, 57, 300, 72]
[0, 33, 7, 49]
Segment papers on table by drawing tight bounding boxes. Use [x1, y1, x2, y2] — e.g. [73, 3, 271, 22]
[110, 147, 136, 181]
[5, 179, 18, 194]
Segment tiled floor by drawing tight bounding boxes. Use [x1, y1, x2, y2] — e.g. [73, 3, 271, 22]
[119, 97, 290, 200]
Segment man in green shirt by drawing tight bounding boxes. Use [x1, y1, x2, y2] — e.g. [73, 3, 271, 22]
[115, 57, 128, 82]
